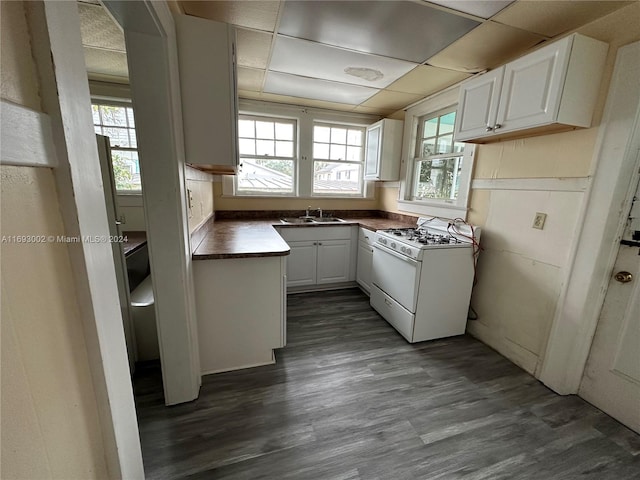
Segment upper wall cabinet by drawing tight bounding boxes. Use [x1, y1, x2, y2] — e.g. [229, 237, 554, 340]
[364, 118, 403, 181]
[176, 14, 239, 173]
[453, 34, 608, 143]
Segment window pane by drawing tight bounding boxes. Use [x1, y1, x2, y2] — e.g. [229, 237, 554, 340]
[239, 138, 256, 156]
[437, 134, 453, 154]
[112, 150, 141, 191]
[275, 122, 293, 140]
[255, 121, 274, 139]
[275, 141, 293, 158]
[237, 158, 294, 194]
[423, 117, 438, 137]
[238, 119, 254, 138]
[256, 140, 274, 156]
[314, 142, 329, 159]
[313, 161, 361, 194]
[100, 105, 127, 126]
[126, 108, 136, 127]
[439, 112, 455, 135]
[103, 127, 132, 148]
[331, 127, 347, 144]
[347, 129, 362, 146]
[453, 141, 465, 153]
[421, 138, 436, 157]
[94, 126, 103, 135]
[92, 105, 101, 124]
[346, 146, 361, 162]
[414, 157, 462, 200]
[330, 144, 346, 160]
[314, 125, 330, 142]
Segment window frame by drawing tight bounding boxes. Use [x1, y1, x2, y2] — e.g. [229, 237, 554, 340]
[226, 100, 377, 199]
[312, 121, 366, 197]
[91, 99, 141, 194]
[235, 114, 299, 197]
[398, 87, 475, 220]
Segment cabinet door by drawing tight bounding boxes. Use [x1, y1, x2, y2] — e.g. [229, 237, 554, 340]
[316, 240, 351, 284]
[356, 241, 373, 293]
[495, 37, 570, 134]
[286, 241, 317, 287]
[365, 122, 382, 179]
[454, 67, 504, 142]
[176, 15, 239, 170]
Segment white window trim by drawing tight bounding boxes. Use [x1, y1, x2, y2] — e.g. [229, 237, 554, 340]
[397, 86, 475, 220]
[91, 99, 142, 195]
[235, 114, 299, 196]
[223, 100, 377, 199]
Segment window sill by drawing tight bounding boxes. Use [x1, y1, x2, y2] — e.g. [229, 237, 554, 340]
[396, 199, 468, 220]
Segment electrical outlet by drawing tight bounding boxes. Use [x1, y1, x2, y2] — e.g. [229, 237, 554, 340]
[533, 212, 547, 230]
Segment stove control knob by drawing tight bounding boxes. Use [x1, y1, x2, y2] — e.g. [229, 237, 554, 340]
[406, 248, 412, 256]
[391, 242, 396, 248]
[400, 246, 406, 253]
[380, 238, 387, 245]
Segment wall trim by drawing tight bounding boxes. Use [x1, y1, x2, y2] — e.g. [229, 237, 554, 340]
[0, 100, 58, 168]
[471, 177, 589, 192]
[540, 40, 640, 394]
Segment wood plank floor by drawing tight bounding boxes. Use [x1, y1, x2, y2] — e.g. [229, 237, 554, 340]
[134, 288, 640, 479]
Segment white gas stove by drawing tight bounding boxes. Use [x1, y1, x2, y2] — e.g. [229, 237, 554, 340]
[370, 217, 480, 344]
[375, 217, 480, 261]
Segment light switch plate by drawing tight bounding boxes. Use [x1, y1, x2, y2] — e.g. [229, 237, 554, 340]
[533, 212, 547, 230]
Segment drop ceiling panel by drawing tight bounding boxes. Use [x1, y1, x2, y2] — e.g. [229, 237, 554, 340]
[427, 21, 545, 73]
[236, 28, 272, 69]
[386, 65, 472, 95]
[269, 36, 417, 89]
[237, 67, 265, 91]
[264, 72, 378, 105]
[426, 1, 514, 19]
[360, 90, 424, 111]
[78, 2, 125, 51]
[493, 0, 632, 37]
[180, 0, 281, 32]
[278, 0, 480, 63]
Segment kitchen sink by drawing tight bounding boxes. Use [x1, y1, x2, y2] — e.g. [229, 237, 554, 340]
[280, 217, 346, 224]
[280, 217, 315, 224]
[311, 217, 346, 223]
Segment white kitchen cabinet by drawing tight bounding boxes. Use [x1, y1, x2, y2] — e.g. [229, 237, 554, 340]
[176, 14, 239, 173]
[364, 119, 404, 181]
[277, 226, 357, 290]
[287, 241, 317, 287]
[454, 33, 608, 143]
[356, 228, 375, 294]
[193, 256, 286, 374]
[317, 240, 351, 284]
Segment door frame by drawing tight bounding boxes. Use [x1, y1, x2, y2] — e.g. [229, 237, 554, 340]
[540, 41, 640, 394]
[102, 0, 201, 406]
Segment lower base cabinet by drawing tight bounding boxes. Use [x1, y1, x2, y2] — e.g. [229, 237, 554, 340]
[278, 226, 357, 289]
[193, 256, 286, 374]
[356, 228, 375, 294]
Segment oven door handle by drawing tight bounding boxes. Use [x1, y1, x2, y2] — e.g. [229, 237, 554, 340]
[373, 242, 419, 266]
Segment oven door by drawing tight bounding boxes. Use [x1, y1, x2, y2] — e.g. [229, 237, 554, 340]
[372, 243, 422, 313]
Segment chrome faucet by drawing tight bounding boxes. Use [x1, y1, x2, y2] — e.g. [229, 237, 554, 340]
[316, 208, 323, 218]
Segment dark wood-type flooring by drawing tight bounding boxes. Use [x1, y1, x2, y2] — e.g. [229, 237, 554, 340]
[134, 288, 640, 479]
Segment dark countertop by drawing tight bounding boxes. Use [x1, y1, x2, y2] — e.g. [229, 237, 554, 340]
[192, 216, 418, 260]
[123, 231, 147, 257]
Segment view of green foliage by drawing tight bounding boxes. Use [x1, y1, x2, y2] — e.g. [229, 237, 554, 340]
[112, 152, 135, 190]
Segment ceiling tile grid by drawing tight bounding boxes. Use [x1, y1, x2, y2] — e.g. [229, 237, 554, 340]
[79, 0, 634, 116]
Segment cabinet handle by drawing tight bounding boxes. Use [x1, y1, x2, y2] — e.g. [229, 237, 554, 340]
[318, 242, 323, 245]
[313, 242, 317, 245]
[494, 124, 502, 130]
[384, 299, 392, 307]
[485, 125, 493, 132]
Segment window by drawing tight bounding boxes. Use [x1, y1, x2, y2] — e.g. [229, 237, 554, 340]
[413, 109, 465, 201]
[236, 115, 296, 195]
[92, 102, 141, 192]
[397, 87, 475, 219]
[313, 123, 365, 195]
